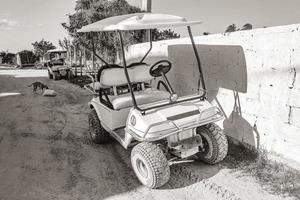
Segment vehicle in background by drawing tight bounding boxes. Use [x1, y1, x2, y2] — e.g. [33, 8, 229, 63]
[45, 49, 73, 80]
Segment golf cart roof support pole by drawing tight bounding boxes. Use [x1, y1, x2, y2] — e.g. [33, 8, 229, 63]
[187, 26, 207, 98]
[118, 30, 139, 110]
[140, 29, 152, 63]
[91, 33, 109, 65]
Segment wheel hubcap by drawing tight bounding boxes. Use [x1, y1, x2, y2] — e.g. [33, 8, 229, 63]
[136, 158, 148, 179]
[200, 133, 213, 158]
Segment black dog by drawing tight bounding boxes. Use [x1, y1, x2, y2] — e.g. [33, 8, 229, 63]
[28, 82, 49, 93]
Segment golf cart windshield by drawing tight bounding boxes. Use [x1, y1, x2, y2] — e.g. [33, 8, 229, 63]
[45, 50, 67, 61]
[78, 13, 205, 113]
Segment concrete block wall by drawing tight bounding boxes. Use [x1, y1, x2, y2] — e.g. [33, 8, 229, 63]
[125, 24, 300, 168]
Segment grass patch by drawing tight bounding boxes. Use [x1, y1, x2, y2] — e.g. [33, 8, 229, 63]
[224, 138, 300, 199]
[69, 75, 92, 88]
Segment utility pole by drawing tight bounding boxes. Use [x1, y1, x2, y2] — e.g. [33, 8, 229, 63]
[142, 0, 151, 12]
[142, 0, 152, 42]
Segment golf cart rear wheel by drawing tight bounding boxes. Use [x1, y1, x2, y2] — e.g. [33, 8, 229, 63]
[53, 72, 60, 81]
[48, 70, 53, 79]
[131, 142, 170, 189]
[88, 109, 110, 144]
[196, 123, 228, 164]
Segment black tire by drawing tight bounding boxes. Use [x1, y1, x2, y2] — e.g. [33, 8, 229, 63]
[53, 72, 60, 81]
[131, 142, 170, 188]
[196, 123, 228, 164]
[88, 109, 110, 144]
[67, 71, 73, 81]
[48, 70, 53, 79]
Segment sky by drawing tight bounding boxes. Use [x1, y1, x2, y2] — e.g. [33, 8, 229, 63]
[1, 0, 300, 53]
[0, 0, 76, 53]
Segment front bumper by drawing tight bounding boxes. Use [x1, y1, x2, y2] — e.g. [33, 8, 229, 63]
[127, 106, 224, 142]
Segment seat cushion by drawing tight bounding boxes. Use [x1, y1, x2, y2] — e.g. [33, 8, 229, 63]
[100, 64, 153, 87]
[111, 88, 170, 110]
[88, 82, 101, 91]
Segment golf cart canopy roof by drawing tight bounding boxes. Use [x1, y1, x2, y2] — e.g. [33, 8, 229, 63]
[78, 13, 202, 32]
[46, 49, 67, 53]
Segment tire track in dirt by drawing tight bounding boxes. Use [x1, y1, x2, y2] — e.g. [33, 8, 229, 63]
[64, 92, 79, 105]
[48, 132, 98, 193]
[201, 179, 242, 200]
[45, 107, 67, 141]
[8, 120, 18, 148]
[30, 80, 99, 197]
[45, 97, 97, 197]
[109, 143, 141, 187]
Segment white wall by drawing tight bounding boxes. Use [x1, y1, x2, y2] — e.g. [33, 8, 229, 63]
[126, 24, 300, 168]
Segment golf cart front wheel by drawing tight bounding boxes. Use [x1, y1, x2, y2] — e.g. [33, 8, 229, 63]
[53, 72, 60, 81]
[88, 109, 110, 144]
[131, 142, 170, 189]
[196, 123, 228, 164]
[48, 70, 53, 79]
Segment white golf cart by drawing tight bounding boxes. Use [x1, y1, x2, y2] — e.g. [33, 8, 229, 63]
[45, 49, 73, 80]
[79, 13, 228, 188]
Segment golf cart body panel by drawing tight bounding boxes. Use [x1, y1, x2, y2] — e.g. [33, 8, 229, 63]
[89, 97, 132, 130]
[89, 94, 223, 149]
[82, 13, 228, 188]
[127, 98, 223, 141]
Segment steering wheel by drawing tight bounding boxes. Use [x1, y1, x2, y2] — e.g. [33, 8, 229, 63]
[149, 60, 172, 77]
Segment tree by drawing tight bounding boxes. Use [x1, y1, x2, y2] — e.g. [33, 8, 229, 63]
[62, 0, 180, 62]
[31, 39, 56, 58]
[152, 29, 180, 41]
[61, 0, 141, 62]
[225, 24, 237, 33]
[58, 37, 70, 50]
[240, 23, 253, 30]
[0, 51, 15, 64]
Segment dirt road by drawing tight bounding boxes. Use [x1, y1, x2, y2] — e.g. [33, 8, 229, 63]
[0, 67, 296, 200]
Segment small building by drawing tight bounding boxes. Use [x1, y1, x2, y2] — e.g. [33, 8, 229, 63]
[16, 50, 37, 67]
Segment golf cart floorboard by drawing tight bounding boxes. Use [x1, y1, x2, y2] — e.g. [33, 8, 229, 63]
[112, 127, 138, 148]
[114, 127, 126, 139]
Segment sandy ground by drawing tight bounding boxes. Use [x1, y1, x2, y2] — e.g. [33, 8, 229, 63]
[0, 67, 296, 200]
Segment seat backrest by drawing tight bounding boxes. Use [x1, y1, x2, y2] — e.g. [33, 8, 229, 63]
[99, 63, 153, 87]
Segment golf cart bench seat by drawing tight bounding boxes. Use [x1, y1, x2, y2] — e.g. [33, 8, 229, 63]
[110, 88, 170, 110]
[99, 63, 153, 87]
[87, 63, 152, 91]
[98, 63, 170, 110]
